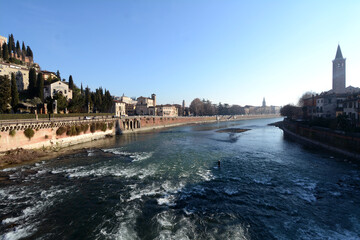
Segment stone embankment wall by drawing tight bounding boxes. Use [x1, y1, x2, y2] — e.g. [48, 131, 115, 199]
[0, 119, 115, 152]
[281, 119, 360, 158]
[117, 116, 217, 133]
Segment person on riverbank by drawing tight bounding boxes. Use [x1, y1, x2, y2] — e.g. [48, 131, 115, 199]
[218, 159, 221, 168]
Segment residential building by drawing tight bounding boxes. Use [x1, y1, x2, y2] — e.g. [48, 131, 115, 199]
[41, 70, 57, 81]
[136, 94, 156, 115]
[157, 105, 179, 117]
[44, 80, 73, 100]
[342, 95, 360, 127]
[112, 101, 126, 117]
[0, 62, 29, 91]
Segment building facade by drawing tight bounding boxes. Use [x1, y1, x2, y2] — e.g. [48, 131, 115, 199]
[0, 35, 7, 46]
[135, 94, 156, 115]
[44, 80, 73, 100]
[0, 62, 30, 91]
[157, 105, 178, 117]
[112, 101, 126, 117]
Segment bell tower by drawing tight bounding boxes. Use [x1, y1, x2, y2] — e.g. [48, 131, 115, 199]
[332, 45, 346, 94]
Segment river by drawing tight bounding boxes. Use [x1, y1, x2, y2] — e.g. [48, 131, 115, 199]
[1, 117, 360, 240]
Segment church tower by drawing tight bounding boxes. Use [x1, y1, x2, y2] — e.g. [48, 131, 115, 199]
[332, 45, 346, 93]
[262, 97, 266, 107]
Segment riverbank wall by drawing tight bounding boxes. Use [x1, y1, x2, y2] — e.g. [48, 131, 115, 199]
[0, 114, 280, 153]
[0, 118, 116, 152]
[279, 119, 360, 159]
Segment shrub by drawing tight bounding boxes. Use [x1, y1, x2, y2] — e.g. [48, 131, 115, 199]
[45, 135, 49, 139]
[56, 126, 67, 136]
[24, 128, 35, 140]
[82, 124, 89, 133]
[75, 125, 82, 135]
[9, 129, 16, 137]
[90, 123, 96, 133]
[101, 123, 107, 132]
[66, 126, 77, 136]
[108, 122, 114, 130]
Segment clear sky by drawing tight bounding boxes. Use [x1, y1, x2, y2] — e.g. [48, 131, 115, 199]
[1, 0, 360, 107]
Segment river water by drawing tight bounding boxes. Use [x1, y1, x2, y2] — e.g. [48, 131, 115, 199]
[1, 118, 360, 240]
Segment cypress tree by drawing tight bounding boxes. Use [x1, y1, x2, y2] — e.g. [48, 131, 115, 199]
[28, 68, 37, 98]
[0, 43, 2, 59]
[69, 75, 74, 90]
[56, 70, 61, 80]
[10, 34, 15, 54]
[80, 83, 83, 94]
[28, 47, 33, 58]
[8, 34, 12, 54]
[36, 72, 44, 101]
[22, 41, 26, 53]
[10, 73, 19, 111]
[16, 40, 21, 58]
[85, 87, 91, 107]
[2, 42, 9, 60]
[0, 75, 11, 113]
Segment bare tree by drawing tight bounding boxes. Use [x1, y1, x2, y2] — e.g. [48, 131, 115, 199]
[298, 91, 316, 107]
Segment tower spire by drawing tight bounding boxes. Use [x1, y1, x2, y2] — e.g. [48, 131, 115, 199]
[335, 45, 343, 59]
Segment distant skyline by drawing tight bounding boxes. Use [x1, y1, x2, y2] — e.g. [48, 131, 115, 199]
[1, 1, 360, 107]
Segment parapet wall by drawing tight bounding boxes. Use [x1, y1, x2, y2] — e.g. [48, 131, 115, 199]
[0, 119, 116, 152]
[281, 119, 360, 157]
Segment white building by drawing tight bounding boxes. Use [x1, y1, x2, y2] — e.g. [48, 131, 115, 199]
[112, 101, 126, 117]
[44, 80, 72, 100]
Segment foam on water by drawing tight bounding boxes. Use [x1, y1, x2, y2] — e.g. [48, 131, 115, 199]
[1, 185, 72, 239]
[50, 163, 157, 180]
[196, 169, 214, 181]
[1, 225, 36, 240]
[102, 148, 154, 162]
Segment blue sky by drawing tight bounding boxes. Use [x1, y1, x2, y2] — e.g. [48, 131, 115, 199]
[1, 1, 360, 106]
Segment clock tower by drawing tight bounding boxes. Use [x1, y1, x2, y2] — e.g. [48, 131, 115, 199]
[332, 45, 346, 94]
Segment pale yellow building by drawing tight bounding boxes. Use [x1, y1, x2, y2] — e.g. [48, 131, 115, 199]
[0, 35, 7, 46]
[0, 62, 29, 91]
[44, 80, 72, 100]
[157, 105, 178, 117]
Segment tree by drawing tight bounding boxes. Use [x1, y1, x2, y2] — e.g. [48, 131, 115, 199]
[0, 75, 11, 113]
[22, 41, 26, 54]
[53, 92, 68, 112]
[10, 73, 19, 112]
[36, 72, 44, 101]
[68, 88, 85, 113]
[8, 34, 13, 54]
[80, 83, 83, 94]
[2, 42, 9, 60]
[190, 98, 204, 116]
[85, 86, 91, 111]
[28, 68, 37, 98]
[280, 104, 303, 119]
[10, 34, 15, 54]
[16, 40, 21, 58]
[298, 91, 317, 107]
[68, 75, 74, 90]
[56, 70, 61, 80]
